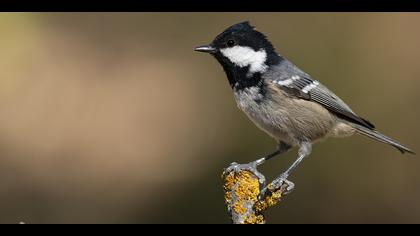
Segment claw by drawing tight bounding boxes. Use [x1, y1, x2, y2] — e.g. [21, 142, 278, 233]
[271, 174, 287, 189]
[260, 175, 294, 198]
[224, 161, 266, 186]
[283, 179, 295, 194]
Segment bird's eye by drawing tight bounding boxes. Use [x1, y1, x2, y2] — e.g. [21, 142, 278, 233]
[227, 39, 235, 47]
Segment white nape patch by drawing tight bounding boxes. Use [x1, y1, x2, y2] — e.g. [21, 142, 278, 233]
[275, 75, 300, 86]
[220, 46, 268, 74]
[302, 80, 319, 93]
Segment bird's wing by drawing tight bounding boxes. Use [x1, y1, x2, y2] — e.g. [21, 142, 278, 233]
[270, 74, 375, 129]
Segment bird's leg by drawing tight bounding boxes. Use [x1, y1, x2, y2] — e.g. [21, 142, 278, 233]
[225, 142, 291, 186]
[253, 142, 291, 166]
[261, 142, 312, 196]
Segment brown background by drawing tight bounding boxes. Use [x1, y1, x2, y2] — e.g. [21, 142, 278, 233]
[0, 13, 419, 223]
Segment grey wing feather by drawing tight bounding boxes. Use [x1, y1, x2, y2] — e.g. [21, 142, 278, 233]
[312, 84, 354, 113]
[265, 61, 375, 129]
[309, 84, 375, 129]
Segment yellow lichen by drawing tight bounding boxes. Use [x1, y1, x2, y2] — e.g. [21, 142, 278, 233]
[255, 186, 283, 212]
[232, 202, 247, 215]
[244, 214, 265, 224]
[223, 169, 265, 224]
[222, 171, 235, 205]
[244, 214, 257, 224]
[256, 215, 265, 224]
[222, 167, 286, 224]
[233, 171, 260, 202]
[222, 171, 236, 191]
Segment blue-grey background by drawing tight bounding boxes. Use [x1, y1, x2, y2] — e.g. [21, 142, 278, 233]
[0, 13, 419, 223]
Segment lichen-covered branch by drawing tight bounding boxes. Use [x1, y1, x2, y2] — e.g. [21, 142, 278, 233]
[222, 163, 293, 224]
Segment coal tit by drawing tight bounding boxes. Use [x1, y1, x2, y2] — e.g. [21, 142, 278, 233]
[194, 21, 414, 189]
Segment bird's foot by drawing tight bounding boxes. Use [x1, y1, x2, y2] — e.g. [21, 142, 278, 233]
[260, 174, 294, 198]
[224, 161, 266, 186]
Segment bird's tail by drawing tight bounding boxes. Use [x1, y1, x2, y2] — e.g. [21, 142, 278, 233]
[353, 124, 415, 154]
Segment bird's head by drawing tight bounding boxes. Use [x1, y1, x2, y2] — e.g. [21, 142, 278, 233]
[195, 21, 281, 88]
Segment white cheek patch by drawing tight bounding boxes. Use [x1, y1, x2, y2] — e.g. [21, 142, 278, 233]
[220, 46, 268, 74]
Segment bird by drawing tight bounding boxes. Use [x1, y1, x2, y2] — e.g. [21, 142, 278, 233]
[194, 21, 415, 192]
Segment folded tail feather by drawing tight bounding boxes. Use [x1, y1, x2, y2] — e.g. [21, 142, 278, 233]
[352, 124, 415, 154]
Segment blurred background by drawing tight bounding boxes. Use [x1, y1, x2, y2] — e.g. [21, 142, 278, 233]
[0, 13, 419, 224]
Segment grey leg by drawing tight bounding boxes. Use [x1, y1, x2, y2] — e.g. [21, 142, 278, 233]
[281, 142, 312, 179]
[253, 142, 292, 166]
[225, 142, 292, 185]
[261, 142, 312, 195]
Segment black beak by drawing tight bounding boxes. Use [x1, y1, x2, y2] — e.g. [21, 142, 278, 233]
[194, 45, 216, 53]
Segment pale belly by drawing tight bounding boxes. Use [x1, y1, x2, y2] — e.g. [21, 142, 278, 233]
[234, 86, 345, 146]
